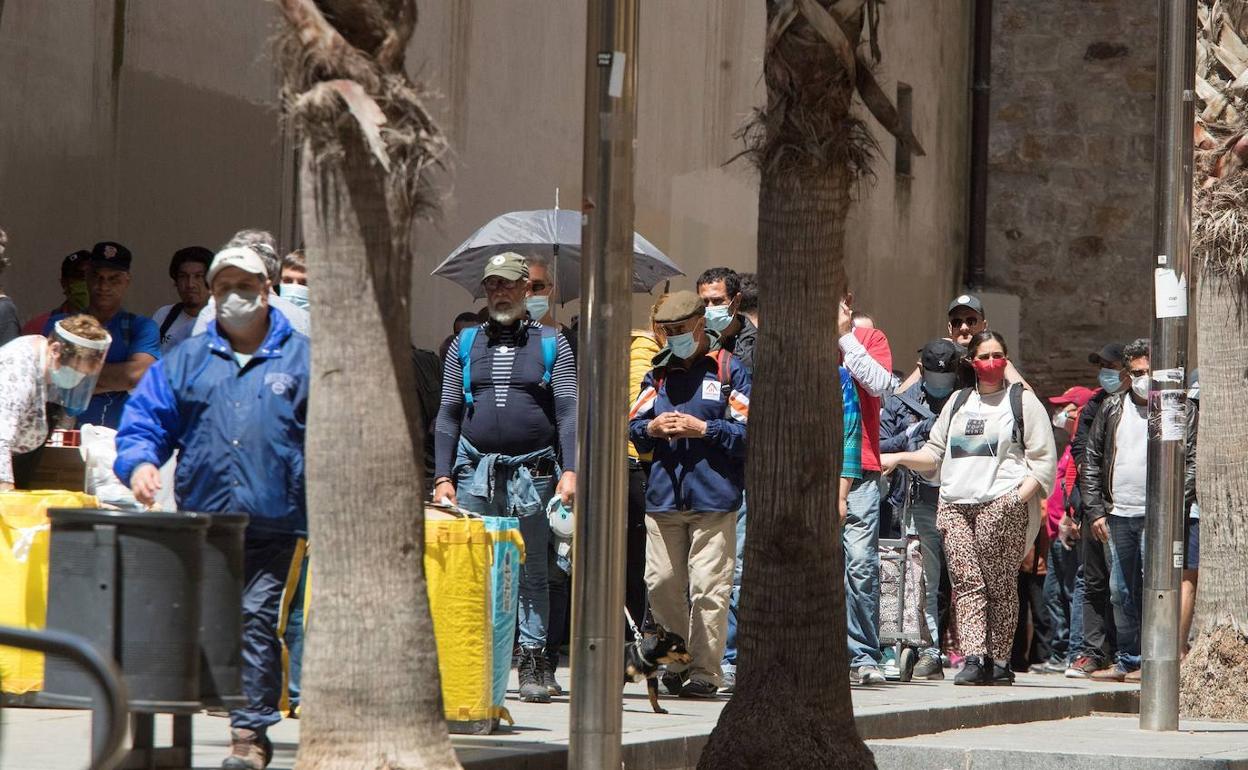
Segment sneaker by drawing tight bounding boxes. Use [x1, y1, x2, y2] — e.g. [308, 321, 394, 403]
[1090, 664, 1127, 682]
[680, 679, 720, 698]
[912, 653, 945, 680]
[1064, 655, 1100, 679]
[954, 655, 988, 686]
[1125, 668, 1142, 683]
[854, 665, 887, 685]
[517, 648, 552, 703]
[1042, 658, 1068, 674]
[661, 669, 687, 696]
[992, 661, 1016, 686]
[222, 728, 272, 770]
[720, 666, 737, 694]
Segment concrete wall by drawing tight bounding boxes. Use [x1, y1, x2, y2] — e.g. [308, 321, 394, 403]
[985, 0, 1157, 398]
[2, 1, 971, 362]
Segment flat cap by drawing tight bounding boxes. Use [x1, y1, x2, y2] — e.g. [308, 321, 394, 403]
[653, 290, 706, 324]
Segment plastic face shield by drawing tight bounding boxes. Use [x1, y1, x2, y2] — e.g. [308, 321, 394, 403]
[48, 321, 111, 416]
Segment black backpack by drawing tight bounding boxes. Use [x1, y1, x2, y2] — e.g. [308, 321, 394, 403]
[944, 382, 1026, 447]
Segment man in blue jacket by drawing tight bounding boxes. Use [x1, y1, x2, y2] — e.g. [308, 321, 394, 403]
[629, 291, 750, 699]
[115, 245, 308, 770]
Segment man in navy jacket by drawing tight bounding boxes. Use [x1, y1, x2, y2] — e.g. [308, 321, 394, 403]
[116, 245, 308, 770]
[629, 291, 750, 698]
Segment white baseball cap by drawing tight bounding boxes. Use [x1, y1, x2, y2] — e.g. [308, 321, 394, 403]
[207, 246, 269, 284]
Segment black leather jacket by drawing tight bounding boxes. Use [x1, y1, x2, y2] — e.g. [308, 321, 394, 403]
[1185, 399, 1199, 514]
[1081, 392, 1132, 523]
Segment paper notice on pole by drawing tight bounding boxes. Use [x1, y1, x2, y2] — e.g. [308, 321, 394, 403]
[608, 51, 626, 97]
[1155, 268, 1188, 318]
[1153, 367, 1184, 384]
[1159, 389, 1186, 441]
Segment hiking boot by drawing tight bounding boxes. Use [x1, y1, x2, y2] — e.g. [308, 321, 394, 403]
[541, 651, 564, 696]
[912, 653, 945, 680]
[954, 655, 989, 686]
[679, 679, 720, 698]
[854, 665, 887, 685]
[661, 669, 687, 696]
[1064, 655, 1099, 679]
[222, 728, 272, 770]
[992, 661, 1016, 686]
[1090, 664, 1127, 682]
[1125, 668, 1142, 683]
[517, 648, 551, 703]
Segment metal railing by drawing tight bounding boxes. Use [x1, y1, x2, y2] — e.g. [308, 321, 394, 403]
[0, 625, 128, 770]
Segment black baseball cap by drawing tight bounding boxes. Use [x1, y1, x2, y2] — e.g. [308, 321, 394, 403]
[90, 241, 132, 272]
[60, 250, 91, 278]
[947, 293, 985, 315]
[920, 338, 962, 391]
[1088, 343, 1125, 366]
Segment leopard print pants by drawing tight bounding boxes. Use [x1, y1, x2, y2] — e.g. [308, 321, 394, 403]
[937, 492, 1030, 661]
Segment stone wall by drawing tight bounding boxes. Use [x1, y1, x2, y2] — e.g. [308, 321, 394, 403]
[986, 1, 1157, 398]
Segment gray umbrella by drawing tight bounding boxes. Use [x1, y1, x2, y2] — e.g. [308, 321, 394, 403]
[432, 209, 683, 301]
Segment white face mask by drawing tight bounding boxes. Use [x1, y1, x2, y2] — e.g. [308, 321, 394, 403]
[1052, 410, 1072, 431]
[218, 290, 266, 331]
[1131, 374, 1151, 401]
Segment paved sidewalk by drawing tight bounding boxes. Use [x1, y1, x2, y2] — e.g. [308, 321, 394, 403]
[0, 672, 1138, 770]
[869, 714, 1248, 769]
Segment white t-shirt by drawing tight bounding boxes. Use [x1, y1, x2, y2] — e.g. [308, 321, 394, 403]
[151, 304, 198, 353]
[1110, 399, 1148, 517]
[935, 389, 1027, 504]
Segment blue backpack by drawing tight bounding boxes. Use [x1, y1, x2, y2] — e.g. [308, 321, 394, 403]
[458, 324, 558, 407]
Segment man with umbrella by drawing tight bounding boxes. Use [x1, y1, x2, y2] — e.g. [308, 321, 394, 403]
[433, 252, 577, 704]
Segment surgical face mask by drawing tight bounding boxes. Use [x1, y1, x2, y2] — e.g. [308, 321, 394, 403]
[50, 365, 87, 390]
[280, 282, 309, 309]
[667, 331, 698, 360]
[525, 294, 550, 320]
[1052, 409, 1072, 431]
[923, 380, 955, 400]
[704, 304, 734, 333]
[1131, 374, 1151, 401]
[217, 290, 266, 331]
[67, 280, 89, 310]
[1188, 385, 1200, 401]
[1098, 367, 1121, 393]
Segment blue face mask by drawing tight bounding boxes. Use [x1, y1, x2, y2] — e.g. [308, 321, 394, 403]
[525, 295, 550, 320]
[704, 304, 734, 333]
[667, 332, 699, 360]
[280, 282, 310, 309]
[50, 366, 86, 389]
[1098, 367, 1121, 393]
[924, 381, 955, 400]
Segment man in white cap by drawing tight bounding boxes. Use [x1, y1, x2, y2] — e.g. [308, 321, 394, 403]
[115, 245, 309, 770]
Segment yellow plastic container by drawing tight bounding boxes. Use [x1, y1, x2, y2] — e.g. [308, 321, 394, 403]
[0, 490, 99, 694]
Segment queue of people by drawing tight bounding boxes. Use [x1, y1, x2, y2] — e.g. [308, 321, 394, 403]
[0, 224, 1200, 766]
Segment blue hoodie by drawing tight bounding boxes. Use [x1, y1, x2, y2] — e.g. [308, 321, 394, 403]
[628, 349, 750, 513]
[114, 308, 309, 537]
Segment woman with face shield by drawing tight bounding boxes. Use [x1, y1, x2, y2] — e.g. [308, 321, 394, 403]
[0, 315, 111, 491]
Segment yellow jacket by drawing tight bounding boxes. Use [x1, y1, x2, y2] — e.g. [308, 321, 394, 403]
[628, 331, 661, 462]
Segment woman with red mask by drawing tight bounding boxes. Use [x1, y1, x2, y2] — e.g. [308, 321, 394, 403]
[881, 330, 1056, 686]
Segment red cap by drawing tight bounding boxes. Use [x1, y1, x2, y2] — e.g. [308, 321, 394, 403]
[1048, 386, 1095, 407]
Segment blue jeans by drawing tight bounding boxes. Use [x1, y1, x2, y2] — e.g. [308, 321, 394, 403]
[908, 494, 944, 657]
[1043, 538, 1077, 663]
[1107, 515, 1146, 671]
[458, 465, 555, 650]
[283, 552, 309, 708]
[722, 500, 747, 670]
[232, 535, 299, 732]
[1070, 562, 1085, 659]
[845, 473, 882, 668]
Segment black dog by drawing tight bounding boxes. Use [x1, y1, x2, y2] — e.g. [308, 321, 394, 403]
[623, 627, 693, 714]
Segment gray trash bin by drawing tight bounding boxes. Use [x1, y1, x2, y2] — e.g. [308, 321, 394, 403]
[198, 511, 249, 709]
[42, 508, 209, 713]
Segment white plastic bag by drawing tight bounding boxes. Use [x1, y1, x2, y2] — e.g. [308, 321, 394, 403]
[79, 424, 141, 509]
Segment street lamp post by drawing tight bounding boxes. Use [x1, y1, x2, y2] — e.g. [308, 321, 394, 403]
[1141, 0, 1196, 733]
[570, 0, 638, 767]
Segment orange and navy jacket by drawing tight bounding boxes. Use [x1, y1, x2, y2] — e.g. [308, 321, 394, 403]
[627, 349, 750, 513]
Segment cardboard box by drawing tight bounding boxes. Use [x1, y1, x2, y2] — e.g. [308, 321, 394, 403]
[24, 447, 86, 492]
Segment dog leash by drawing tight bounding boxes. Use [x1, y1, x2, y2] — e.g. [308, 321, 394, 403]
[623, 606, 643, 643]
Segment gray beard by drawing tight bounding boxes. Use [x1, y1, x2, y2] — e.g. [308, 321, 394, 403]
[489, 305, 524, 325]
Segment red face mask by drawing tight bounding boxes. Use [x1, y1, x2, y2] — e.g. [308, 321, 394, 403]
[972, 357, 1007, 387]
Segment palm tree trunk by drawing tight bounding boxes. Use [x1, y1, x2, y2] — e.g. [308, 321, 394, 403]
[1179, 274, 1248, 721]
[699, 167, 873, 769]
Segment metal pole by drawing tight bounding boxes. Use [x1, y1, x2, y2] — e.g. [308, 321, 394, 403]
[1141, 0, 1195, 733]
[570, 0, 637, 767]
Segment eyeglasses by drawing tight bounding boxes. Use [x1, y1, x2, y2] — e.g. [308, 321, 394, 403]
[482, 277, 520, 292]
[949, 315, 981, 329]
[529, 281, 550, 293]
[974, 352, 1006, 361]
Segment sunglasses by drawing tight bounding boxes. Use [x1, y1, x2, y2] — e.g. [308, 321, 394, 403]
[529, 281, 551, 293]
[949, 315, 981, 329]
